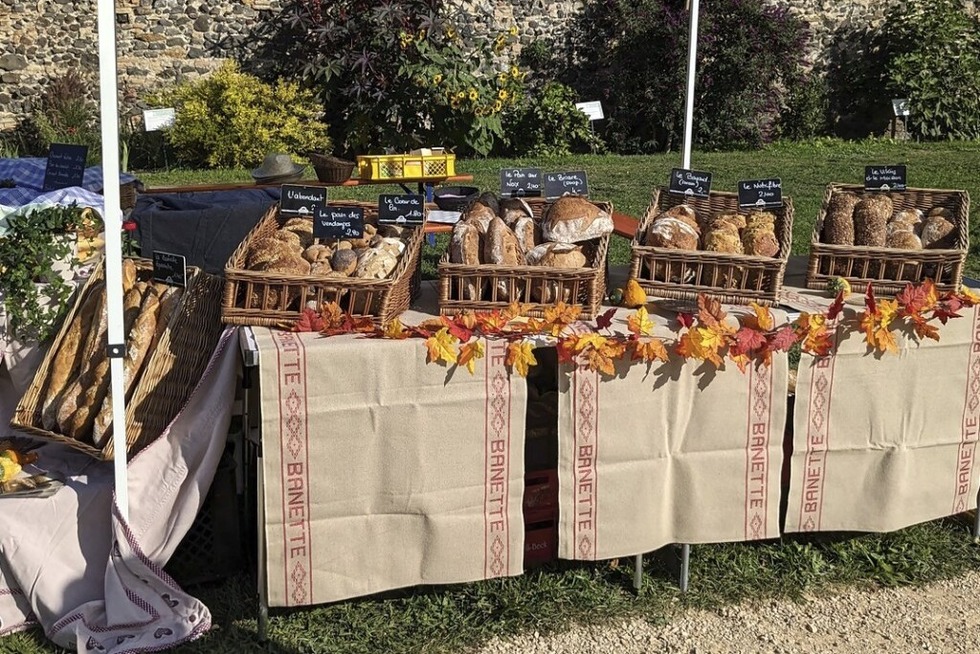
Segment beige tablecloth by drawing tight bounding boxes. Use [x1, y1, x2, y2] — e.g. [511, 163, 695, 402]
[779, 271, 980, 533]
[557, 307, 789, 560]
[255, 327, 527, 607]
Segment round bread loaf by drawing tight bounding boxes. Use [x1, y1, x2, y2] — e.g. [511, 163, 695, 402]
[703, 229, 744, 254]
[282, 218, 315, 248]
[885, 230, 923, 250]
[928, 206, 953, 220]
[330, 249, 358, 276]
[247, 237, 289, 269]
[500, 197, 533, 226]
[885, 221, 915, 238]
[663, 204, 699, 230]
[541, 196, 614, 243]
[741, 225, 780, 257]
[920, 215, 956, 248]
[310, 261, 333, 276]
[745, 211, 777, 230]
[355, 248, 398, 279]
[379, 224, 406, 238]
[853, 196, 891, 247]
[525, 242, 587, 268]
[303, 244, 332, 263]
[891, 208, 923, 229]
[706, 213, 745, 232]
[645, 214, 699, 250]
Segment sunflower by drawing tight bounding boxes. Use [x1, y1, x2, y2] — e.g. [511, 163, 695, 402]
[510, 65, 521, 78]
[432, 74, 443, 85]
[508, 26, 519, 36]
[498, 89, 509, 100]
[493, 100, 503, 113]
[468, 88, 478, 102]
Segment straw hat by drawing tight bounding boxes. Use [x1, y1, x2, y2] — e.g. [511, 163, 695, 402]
[251, 153, 306, 182]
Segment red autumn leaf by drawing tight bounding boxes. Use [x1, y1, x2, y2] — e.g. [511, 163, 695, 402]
[441, 315, 474, 343]
[909, 315, 941, 342]
[556, 338, 578, 364]
[677, 312, 694, 329]
[697, 294, 726, 329]
[733, 327, 766, 354]
[896, 282, 926, 316]
[293, 307, 324, 333]
[595, 307, 617, 331]
[767, 325, 798, 352]
[827, 291, 845, 321]
[932, 303, 962, 325]
[864, 283, 877, 316]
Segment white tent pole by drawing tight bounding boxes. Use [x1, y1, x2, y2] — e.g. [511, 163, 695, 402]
[682, 0, 700, 169]
[96, 0, 130, 521]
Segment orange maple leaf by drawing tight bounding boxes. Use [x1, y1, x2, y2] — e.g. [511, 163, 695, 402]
[631, 337, 669, 363]
[320, 302, 344, 330]
[476, 310, 508, 333]
[506, 340, 538, 377]
[746, 302, 774, 332]
[543, 301, 582, 336]
[502, 302, 532, 322]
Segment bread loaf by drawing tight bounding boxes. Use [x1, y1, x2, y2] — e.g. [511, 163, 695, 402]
[741, 225, 780, 257]
[500, 197, 533, 226]
[513, 216, 538, 254]
[703, 229, 744, 254]
[920, 215, 956, 249]
[331, 249, 358, 276]
[541, 197, 613, 243]
[645, 215, 699, 250]
[346, 224, 378, 250]
[822, 192, 860, 245]
[122, 259, 138, 293]
[91, 285, 176, 447]
[745, 212, 777, 230]
[706, 213, 745, 232]
[853, 196, 891, 247]
[463, 203, 496, 234]
[450, 221, 483, 301]
[484, 217, 525, 301]
[40, 280, 106, 430]
[928, 206, 953, 220]
[354, 248, 399, 279]
[525, 242, 587, 268]
[885, 230, 923, 250]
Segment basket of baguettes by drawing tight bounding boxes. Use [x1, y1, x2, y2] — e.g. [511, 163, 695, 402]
[222, 200, 424, 326]
[629, 188, 794, 306]
[13, 258, 224, 460]
[806, 184, 970, 295]
[439, 192, 612, 319]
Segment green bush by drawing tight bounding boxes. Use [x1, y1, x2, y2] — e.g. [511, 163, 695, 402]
[150, 62, 331, 168]
[827, 0, 980, 140]
[500, 81, 604, 156]
[777, 73, 832, 141]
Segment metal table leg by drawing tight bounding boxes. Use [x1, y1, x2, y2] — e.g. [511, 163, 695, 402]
[679, 544, 690, 592]
[633, 554, 643, 593]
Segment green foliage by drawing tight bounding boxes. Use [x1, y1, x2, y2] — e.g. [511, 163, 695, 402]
[239, 2, 526, 156]
[777, 73, 832, 141]
[28, 71, 102, 164]
[151, 61, 331, 168]
[500, 81, 604, 157]
[0, 204, 91, 341]
[560, 0, 810, 153]
[880, 0, 980, 140]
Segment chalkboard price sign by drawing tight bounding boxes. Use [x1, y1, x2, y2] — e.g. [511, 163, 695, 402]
[152, 250, 187, 288]
[378, 194, 425, 225]
[280, 184, 327, 216]
[544, 171, 589, 200]
[865, 165, 907, 191]
[737, 178, 783, 209]
[500, 168, 542, 197]
[42, 143, 88, 192]
[668, 168, 712, 199]
[314, 205, 364, 239]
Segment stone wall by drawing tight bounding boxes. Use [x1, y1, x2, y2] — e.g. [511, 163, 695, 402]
[0, 0, 974, 131]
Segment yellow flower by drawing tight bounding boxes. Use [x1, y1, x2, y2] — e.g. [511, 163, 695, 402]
[468, 88, 478, 101]
[510, 65, 521, 78]
[493, 100, 503, 113]
[498, 89, 508, 100]
[455, 91, 466, 100]
[497, 73, 508, 85]
[445, 26, 457, 39]
[508, 26, 519, 36]
[450, 98, 461, 109]
[432, 73, 443, 85]
[418, 29, 427, 40]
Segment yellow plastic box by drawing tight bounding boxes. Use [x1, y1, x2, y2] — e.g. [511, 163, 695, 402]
[357, 152, 456, 180]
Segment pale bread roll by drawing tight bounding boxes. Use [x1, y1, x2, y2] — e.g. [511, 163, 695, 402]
[541, 196, 613, 243]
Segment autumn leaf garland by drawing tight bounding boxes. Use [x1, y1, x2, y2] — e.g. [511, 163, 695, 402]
[289, 280, 980, 378]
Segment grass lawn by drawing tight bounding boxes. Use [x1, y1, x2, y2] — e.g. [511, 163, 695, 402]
[6, 140, 980, 653]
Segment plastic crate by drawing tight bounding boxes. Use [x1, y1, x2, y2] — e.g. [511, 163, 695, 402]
[357, 152, 456, 180]
[165, 449, 244, 587]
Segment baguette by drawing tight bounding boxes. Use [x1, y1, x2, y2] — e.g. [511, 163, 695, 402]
[40, 281, 105, 430]
[91, 286, 180, 447]
[57, 283, 148, 437]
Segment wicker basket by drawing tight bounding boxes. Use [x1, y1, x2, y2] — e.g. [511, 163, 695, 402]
[806, 184, 970, 295]
[12, 258, 224, 461]
[629, 188, 793, 307]
[307, 153, 356, 184]
[438, 201, 612, 319]
[119, 181, 138, 211]
[222, 202, 424, 327]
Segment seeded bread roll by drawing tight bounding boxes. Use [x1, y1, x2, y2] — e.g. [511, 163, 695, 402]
[745, 211, 777, 230]
[541, 196, 613, 243]
[703, 229, 744, 254]
[645, 214, 699, 250]
[853, 196, 891, 247]
[705, 213, 745, 232]
[920, 215, 956, 249]
[891, 208, 923, 230]
[886, 220, 915, 238]
[822, 192, 860, 245]
[741, 225, 780, 257]
[885, 230, 923, 250]
[282, 218, 315, 249]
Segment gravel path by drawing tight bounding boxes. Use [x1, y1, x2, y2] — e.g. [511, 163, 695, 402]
[478, 571, 980, 653]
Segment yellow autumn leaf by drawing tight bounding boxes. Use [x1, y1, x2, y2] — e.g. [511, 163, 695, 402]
[877, 298, 899, 327]
[457, 339, 485, 375]
[574, 332, 608, 352]
[506, 340, 538, 377]
[626, 306, 655, 337]
[425, 328, 459, 365]
[749, 302, 774, 331]
[383, 318, 407, 340]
